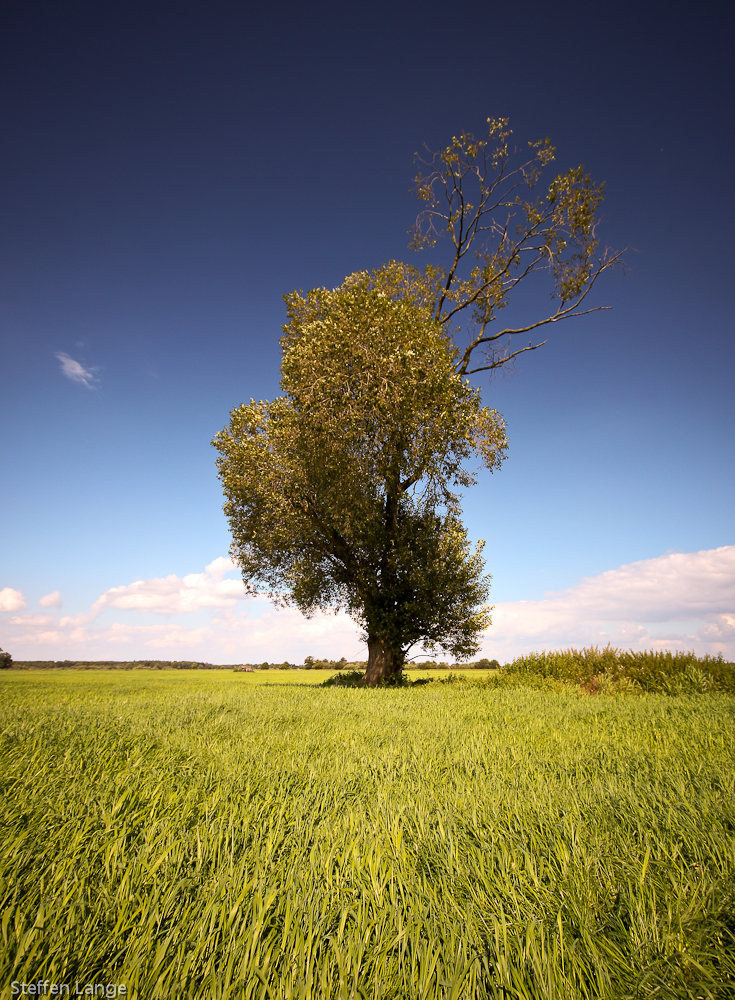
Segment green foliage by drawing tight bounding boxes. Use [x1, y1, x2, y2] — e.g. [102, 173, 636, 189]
[1, 671, 733, 997]
[0, 647, 12, 669]
[406, 659, 500, 670]
[473, 657, 500, 670]
[410, 117, 623, 378]
[320, 669, 366, 687]
[503, 645, 735, 694]
[411, 657, 500, 670]
[304, 656, 352, 670]
[214, 263, 500, 666]
[214, 118, 622, 681]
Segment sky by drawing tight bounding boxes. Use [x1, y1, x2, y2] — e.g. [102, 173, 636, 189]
[1, 1, 733, 663]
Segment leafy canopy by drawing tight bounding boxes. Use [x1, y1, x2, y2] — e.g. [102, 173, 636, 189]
[214, 263, 506, 659]
[410, 117, 621, 374]
[215, 117, 622, 668]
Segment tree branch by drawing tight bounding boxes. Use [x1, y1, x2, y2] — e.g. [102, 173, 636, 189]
[454, 247, 626, 376]
[465, 339, 548, 374]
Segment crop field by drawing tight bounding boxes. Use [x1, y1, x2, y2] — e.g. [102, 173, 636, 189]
[1, 671, 734, 999]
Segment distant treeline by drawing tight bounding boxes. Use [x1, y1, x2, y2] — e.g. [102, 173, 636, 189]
[409, 659, 500, 670]
[9, 657, 502, 671]
[11, 660, 227, 670]
[8, 651, 733, 693]
[240, 659, 501, 670]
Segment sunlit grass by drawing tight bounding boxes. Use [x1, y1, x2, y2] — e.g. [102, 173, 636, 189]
[1, 671, 733, 998]
[502, 647, 735, 694]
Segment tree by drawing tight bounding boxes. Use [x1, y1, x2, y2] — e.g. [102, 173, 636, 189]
[214, 118, 623, 686]
[0, 648, 12, 669]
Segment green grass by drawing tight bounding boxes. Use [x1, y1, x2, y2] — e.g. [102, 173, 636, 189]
[1, 671, 734, 999]
[501, 647, 735, 695]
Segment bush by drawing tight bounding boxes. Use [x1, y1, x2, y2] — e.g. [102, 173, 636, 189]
[321, 670, 365, 687]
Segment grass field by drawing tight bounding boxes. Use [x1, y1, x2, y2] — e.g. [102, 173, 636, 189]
[1, 670, 734, 999]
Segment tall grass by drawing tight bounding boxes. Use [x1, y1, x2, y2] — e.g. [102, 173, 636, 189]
[502, 646, 735, 694]
[1, 671, 734, 998]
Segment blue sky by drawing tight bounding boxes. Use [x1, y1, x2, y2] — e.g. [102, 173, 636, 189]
[1, 1, 733, 662]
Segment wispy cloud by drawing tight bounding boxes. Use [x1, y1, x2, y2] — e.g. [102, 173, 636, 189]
[55, 352, 98, 388]
[9, 613, 58, 627]
[2, 547, 734, 663]
[39, 590, 62, 609]
[0, 588, 27, 612]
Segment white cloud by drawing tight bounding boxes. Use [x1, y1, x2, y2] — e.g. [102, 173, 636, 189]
[56, 352, 97, 388]
[89, 557, 248, 616]
[547, 545, 734, 620]
[39, 590, 62, 609]
[5, 606, 362, 664]
[1, 555, 363, 662]
[9, 614, 58, 627]
[58, 613, 92, 627]
[0, 588, 26, 612]
[2, 547, 734, 663]
[482, 545, 735, 661]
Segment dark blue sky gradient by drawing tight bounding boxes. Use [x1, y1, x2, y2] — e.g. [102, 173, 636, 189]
[1, 1, 733, 617]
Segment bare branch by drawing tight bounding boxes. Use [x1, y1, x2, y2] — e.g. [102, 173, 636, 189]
[465, 339, 549, 374]
[454, 247, 627, 376]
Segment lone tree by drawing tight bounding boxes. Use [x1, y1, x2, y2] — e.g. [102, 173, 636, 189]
[214, 118, 623, 686]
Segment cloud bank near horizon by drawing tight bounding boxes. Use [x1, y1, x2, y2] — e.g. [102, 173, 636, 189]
[2, 545, 733, 663]
[483, 545, 735, 661]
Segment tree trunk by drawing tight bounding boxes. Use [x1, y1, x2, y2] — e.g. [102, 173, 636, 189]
[361, 636, 403, 687]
